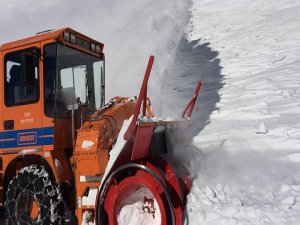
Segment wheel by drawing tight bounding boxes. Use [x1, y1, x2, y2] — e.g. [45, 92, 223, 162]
[5, 165, 65, 225]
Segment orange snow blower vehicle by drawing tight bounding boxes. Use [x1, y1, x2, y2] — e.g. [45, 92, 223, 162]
[0, 28, 201, 225]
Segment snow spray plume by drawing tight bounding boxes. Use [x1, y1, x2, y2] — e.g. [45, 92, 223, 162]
[0, 0, 189, 111]
[162, 38, 223, 180]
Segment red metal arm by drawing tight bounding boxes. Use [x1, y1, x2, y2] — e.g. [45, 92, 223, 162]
[182, 81, 201, 119]
[124, 56, 154, 140]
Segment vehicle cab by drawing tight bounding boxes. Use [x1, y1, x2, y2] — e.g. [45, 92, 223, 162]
[0, 28, 105, 206]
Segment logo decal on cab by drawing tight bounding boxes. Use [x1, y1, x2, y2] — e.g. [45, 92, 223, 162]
[18, 132, 37, 146]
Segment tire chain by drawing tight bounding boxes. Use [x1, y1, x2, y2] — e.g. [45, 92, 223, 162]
[5, 165, 65, 225]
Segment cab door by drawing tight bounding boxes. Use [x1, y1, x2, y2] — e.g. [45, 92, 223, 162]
[1, 46, 43, 150]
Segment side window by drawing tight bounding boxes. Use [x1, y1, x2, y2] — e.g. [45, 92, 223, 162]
[5, 49, 39, 106]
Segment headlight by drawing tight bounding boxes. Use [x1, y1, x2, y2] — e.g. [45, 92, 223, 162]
[96, 45, 101, 53]
[91, 43, 96, 52]
[70, 33, 76, 44]
[63, 31, 70, 41]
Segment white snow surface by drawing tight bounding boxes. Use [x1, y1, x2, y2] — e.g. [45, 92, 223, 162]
[82, 188, 98, 207]
[2, 0, 300, 225]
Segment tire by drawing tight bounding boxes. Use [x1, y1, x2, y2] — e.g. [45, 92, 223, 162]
[5, 165, 65, 225]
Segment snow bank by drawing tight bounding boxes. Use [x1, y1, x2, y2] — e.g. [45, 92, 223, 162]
[188, 0, 300, 153]
[175, 0, 300, 224]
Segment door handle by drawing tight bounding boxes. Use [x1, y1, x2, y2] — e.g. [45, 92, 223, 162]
[4, 120, 14, 130]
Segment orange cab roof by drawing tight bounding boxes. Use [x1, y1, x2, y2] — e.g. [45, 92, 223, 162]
[0, 27, 104, 52]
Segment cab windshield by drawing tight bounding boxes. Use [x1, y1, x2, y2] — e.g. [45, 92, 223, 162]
[44, 43, 104, 117]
